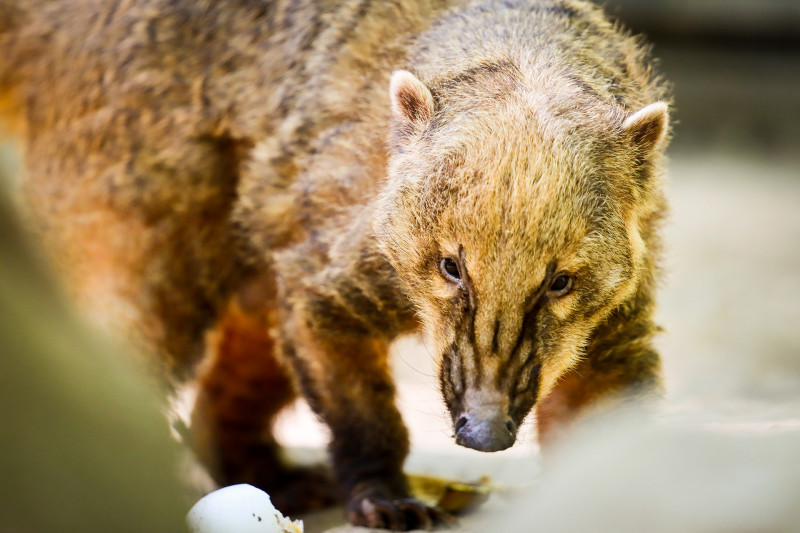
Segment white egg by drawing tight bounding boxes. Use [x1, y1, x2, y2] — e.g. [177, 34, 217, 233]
[187, 484, 303, 533]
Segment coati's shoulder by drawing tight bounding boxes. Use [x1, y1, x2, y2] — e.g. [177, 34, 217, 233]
[232, 0, 465, 252]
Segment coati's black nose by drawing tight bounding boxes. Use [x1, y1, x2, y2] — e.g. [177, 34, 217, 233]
[454, 414, 516, 452]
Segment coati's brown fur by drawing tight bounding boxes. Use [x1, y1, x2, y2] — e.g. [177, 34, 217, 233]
[0, 0, 670, 529]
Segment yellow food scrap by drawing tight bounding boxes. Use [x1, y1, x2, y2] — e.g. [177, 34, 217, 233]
[408, 474, 492, 514]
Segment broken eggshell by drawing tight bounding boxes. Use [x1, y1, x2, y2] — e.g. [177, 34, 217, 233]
[187, 484, 303, 533]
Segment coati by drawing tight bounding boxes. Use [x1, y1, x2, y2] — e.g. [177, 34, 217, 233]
[0, 0, 670, 529]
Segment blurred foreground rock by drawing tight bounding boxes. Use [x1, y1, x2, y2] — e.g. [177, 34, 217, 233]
[0, 160, 190, 532]
[475, 408, 800, 533]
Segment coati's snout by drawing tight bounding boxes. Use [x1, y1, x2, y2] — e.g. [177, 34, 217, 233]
[453, 398, 517, 452]
[440, 353, 539, 452]
[455, 415, 516, 452]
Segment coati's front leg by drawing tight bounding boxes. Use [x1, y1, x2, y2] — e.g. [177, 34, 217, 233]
[276, 234, 448, 530]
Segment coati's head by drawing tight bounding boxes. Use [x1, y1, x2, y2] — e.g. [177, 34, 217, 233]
[375, 69, 669, 452]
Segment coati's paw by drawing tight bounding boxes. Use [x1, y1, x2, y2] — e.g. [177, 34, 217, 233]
[346, 483, 453, 531]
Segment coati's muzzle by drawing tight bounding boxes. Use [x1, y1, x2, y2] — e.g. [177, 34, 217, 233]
[451, 389, 517, 452]
[441, 344, 542, 452]
[454, 408, 516, 452]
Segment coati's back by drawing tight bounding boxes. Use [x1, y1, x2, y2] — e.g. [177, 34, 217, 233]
[0, 0, 460, 241]
[412, 1, 664, 102]
[0, 0, 341, 368]
[0, 0, 462, 371]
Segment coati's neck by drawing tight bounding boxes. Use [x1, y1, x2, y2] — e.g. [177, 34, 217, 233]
[405, 0, 665, 117]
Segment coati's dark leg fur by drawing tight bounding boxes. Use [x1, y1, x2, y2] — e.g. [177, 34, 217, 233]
[190, 274, 336, 515]
[536, 291, 663, 449]
[274, 227, 447, 530]
[281, 319, 423, 529]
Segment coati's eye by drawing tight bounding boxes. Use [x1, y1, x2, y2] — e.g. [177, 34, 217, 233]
[440, 257, 461, 282]
[548, 274, 573, 297]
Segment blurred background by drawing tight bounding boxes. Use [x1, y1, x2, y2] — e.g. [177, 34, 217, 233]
[611, 0, 800, 414]
[1, 1, 799, 532]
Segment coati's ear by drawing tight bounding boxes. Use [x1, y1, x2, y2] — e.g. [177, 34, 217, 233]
[622, 101, 669, 154]
[390, 70, 434, 133]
